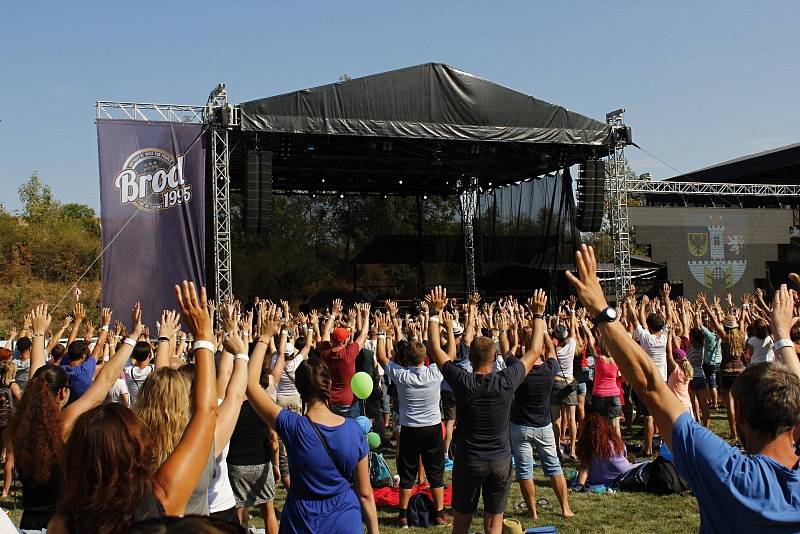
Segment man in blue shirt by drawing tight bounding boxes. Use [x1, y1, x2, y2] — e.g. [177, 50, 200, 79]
[567, 245, 800, 533]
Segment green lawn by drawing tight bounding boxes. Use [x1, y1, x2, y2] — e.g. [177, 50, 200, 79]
[1, 411, 731, 533]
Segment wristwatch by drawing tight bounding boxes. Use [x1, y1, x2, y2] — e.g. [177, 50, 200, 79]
[592, 307, 618, 325]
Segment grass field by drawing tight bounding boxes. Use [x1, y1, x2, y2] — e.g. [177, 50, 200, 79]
[0, 410, 731, 533]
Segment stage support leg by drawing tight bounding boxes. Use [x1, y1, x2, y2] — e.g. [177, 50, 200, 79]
[608, 113, 631, 303]
[459, 181, 478, 296]
[211, 127, 233, 303]
[416, 195, 425, 297]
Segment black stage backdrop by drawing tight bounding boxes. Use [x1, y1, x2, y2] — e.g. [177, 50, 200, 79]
[97, 120, 205, 328]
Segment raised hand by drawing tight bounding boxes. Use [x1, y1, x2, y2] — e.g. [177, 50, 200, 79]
[220, 303, 239, 334]
[174, 282, 211, 341]
[129, 302, 144, 338]
[101, 308, 112, 327]
[84, 320, 95, 339]
[425, 286, 448, 313]
[529, 289, 548, 317]
[62, 315, 74, 329]
[31, 303, 52, 335]
[662, 283, 671, 299]
[385, 299, 398, 318]
[564, 245, 607, 316]
[771, 284, 796, 340]
[73, 302, 86, 324]
[159, 309, 181, 339]
[332, 299, 344, 318]
[259, 303, 280, 340]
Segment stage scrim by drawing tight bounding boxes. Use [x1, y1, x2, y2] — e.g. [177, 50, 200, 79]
[630, 206, 792, 299]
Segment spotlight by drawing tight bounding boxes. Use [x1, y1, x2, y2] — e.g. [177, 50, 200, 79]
[321, 178, 325, 183]
[423, 195, 428, 200]
[399, 180, 403, 185]
[339, 194, 344, 199]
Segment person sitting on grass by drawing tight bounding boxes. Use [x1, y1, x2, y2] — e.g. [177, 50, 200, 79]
[576, 412, 634, 487]
[567, 244, 800, 533]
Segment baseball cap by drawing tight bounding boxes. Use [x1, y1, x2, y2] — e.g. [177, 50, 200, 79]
[452, 321, 464, 335]
[673, 348, 687, 362]
[332, 327, 350, 344]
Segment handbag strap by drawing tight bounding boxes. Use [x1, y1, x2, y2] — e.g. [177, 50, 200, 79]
[305, 415, 353, 484]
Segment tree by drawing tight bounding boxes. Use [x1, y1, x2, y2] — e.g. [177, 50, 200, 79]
[61, 203, 96, 220]
[18, 172, 59, 221]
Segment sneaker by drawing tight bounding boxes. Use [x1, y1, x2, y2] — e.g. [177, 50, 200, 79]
[443, 457, 454, 471]
[397, 515, 408, 529]
[434, 513, 452, 527]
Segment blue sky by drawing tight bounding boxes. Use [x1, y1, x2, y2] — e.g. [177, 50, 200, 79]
[1, 1, 797, 211]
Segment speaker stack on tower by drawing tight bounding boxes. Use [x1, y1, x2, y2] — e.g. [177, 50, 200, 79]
[245, 150, 273, 234]
[576, 158, 606, 232]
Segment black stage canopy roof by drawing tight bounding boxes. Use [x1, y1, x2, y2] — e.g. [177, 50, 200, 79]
[232, 63, 612, 195]
[666, 142, 800, 185]
[645, 142, 800, 207]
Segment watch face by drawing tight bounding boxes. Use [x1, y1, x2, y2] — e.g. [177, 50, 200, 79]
[607, 307, 618, 320]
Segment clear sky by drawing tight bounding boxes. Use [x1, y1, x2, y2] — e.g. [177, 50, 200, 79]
[1, 1, 798, 211]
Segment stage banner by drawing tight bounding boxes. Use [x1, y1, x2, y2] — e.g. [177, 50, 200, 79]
[97, 119, 205, 328]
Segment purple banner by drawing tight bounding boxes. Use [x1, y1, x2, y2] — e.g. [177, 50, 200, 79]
[97, 120, 205, 328]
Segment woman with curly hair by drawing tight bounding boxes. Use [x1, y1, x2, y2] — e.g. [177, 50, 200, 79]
[576, 413, 635, 486]
[9, 304, 128, 530]
[47, 282, 217, 534]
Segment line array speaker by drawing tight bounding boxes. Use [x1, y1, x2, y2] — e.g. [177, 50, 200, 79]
[246, 150, 273, 233]
[576, 158, 605, 232]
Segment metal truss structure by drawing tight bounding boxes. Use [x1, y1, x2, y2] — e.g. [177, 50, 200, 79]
[96, 101, 204, 123]
[624, 180, 800, 197]
[204, 84, 239, 303]
[606, 111, 631, 301]
[458, 176, 479, 295]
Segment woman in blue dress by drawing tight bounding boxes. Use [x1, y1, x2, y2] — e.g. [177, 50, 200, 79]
[245, 309, 379, 534]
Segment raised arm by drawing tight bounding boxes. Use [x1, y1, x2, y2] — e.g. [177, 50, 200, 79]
[246, 305, 283, 428]
[662, 283, 675, 328]
[29, 303, 52, 378]
[154, 282, 217, 516]
[215, 307, 250, 457]
[517, 290, 547, 374]
[90, 308, 112, 360]
[46, 316, 72, 353]
[566, 245, 685, 450]
[771, 280, 800, 381]
[321, 299, 341, 343]
[425, 286, 454, 369]
[66, 303, 85, 348]
[155, 310, 181, 370]
[354, 303, 370, 349]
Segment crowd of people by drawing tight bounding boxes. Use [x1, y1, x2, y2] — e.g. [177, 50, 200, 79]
[0, 244, 799, 533]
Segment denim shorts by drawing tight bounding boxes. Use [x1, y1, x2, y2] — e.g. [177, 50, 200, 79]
[577, 382, 587, 396]
[510, 422, 563, 480]
[702, 363, 720, 390]
[330, 401, 361, 418]
[380, 382, 391, 414]
[689, 376, 707, 391]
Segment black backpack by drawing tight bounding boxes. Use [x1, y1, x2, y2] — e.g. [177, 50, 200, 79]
[0, 387, 15, 428]
[647, 455, 690, 495]
[408, 492, 436, 527]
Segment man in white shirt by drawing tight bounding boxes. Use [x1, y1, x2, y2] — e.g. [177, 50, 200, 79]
[376, 330, 449, 528]
[627, 287, 674, 456]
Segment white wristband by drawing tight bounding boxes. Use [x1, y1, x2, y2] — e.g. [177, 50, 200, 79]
[377, 334, 386, 339]
[101, 325, 109, 332]
[428, 316, 441, 323]
[235, 353, 250, 362]
[774, 338, 793, 351]
[281, 330, 288, 336]
[192, 340, 216, 353]
[122, 337, 137, 347]
[242, 331, 249, 337]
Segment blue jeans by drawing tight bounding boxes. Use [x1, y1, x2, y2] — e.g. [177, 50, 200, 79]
[510, 422, 563, 480]
[330, 401, 361, 418]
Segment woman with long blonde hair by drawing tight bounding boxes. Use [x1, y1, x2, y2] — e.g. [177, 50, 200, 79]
[134, 368, 190, 465]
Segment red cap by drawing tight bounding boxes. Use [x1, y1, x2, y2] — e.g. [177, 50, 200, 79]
[332, 327, 350, 344]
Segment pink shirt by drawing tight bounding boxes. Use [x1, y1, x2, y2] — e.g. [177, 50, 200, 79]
[668, 366, 692, 412]
[593, 356, 620, 397]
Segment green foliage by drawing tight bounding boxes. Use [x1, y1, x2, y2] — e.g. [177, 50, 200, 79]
[1, 175, 100, 284]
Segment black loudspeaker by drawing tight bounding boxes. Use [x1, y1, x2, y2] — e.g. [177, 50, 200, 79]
[576, 159, 605, 232]
[246, 150, 273, 233]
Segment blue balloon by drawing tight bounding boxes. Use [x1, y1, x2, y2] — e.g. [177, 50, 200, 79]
[660, 442, 673, 461]
[356, 416, 372, 434]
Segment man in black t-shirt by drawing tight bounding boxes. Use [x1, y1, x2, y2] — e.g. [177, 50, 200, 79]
[509, 332, 574, 519]
[426, 286, 547, 534]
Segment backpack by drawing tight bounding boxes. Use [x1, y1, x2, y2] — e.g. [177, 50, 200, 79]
[407, 492, 436, 527]
[0, 387, 15, 428]
[369, 451, 394, 488]
[646, 455, 690, 495]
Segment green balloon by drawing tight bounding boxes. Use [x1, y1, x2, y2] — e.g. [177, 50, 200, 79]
[367, 432, 381, 449]
[351, 371, 373, 400]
